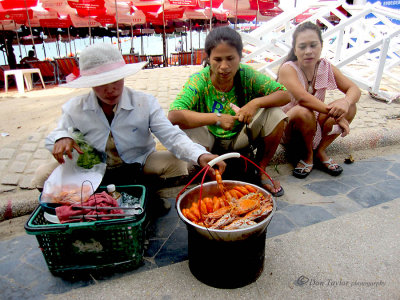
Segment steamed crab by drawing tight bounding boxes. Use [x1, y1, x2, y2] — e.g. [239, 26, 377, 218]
[201, 170, 273, 230]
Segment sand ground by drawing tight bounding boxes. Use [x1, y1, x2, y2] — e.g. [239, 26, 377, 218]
[0, 87, 88, 147]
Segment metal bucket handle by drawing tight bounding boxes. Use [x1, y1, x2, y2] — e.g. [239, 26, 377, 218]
[175, 152, 276, 218]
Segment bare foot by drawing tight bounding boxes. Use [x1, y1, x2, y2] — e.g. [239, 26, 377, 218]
[260, 176, 284, 196]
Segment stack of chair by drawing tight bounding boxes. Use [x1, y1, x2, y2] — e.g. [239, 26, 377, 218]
[27, 61, 57, 85]
[138, 55, 148, 63]
[193, 49, 206, 65]
[148, 55, 163, 68]
[123, 54, 140, 64]
[179, 52, 193, 65]
[55, 57, 79, 84]
[170, 53, 180, 65]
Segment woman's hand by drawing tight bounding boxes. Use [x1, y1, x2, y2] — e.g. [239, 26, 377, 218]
[198, 154, 226, 176]
[52, 137, 83, 164]
[236, 101, 258, 124]
[218, 114, 238, 131]
[336, 117, 350, 137]
[327, 98, 350, 120]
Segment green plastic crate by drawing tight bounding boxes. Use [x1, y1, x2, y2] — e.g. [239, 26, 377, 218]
[25, 185, 146, 276]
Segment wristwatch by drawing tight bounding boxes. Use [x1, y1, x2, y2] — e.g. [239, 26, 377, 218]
[215, 112, 221, 127]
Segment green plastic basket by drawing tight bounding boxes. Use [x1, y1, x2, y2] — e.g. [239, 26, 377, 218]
[25, 185, 146, 276]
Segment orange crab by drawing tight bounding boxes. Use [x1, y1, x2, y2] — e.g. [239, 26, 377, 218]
[181, 170, 273, 230]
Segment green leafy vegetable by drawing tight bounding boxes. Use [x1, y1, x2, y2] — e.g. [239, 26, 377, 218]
[73, 130, 104, 169]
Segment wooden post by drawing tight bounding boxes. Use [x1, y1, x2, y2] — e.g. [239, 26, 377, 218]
[162, 0, 168, 67]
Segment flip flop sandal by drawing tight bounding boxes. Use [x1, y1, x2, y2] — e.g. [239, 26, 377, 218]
[260, 178, 285, 197]
[293, 160, 313, 179]
[316, 158, 343, 176]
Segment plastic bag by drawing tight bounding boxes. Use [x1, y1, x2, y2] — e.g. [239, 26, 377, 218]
[41, 131, 107, 205]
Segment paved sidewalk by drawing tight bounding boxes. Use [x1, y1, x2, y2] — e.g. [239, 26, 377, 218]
[1, 65, 400, 220]
[1, 151, 399, 299]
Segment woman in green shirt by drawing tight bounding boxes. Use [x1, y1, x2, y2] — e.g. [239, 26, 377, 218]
[168, 26, 290, 197]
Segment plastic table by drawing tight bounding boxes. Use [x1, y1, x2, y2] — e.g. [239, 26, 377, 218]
[4, 68, 45, 94]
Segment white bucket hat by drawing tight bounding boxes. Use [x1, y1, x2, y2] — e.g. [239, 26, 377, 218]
[62, 43, 147, 88]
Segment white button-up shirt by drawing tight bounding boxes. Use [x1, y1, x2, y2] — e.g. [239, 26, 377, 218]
[45, 87, 208, 165]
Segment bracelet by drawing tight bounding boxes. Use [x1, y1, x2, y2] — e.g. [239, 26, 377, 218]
[215, 112, 221, 127]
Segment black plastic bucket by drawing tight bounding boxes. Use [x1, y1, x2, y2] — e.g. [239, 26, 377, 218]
[188, 226, 266, 288]
[177, 180, 275, 289]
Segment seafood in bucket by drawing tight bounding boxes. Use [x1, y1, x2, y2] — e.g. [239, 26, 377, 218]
[181, 170, 273, 230]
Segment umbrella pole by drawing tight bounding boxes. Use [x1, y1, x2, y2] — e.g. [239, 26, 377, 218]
[114, 0, 120, 51]
[181, 32, 183, 51]
[141, 29, 144, 55]
[199, 27, 201, 48]
[88, 7, 92, 45]
[23, 0, 36, 55]
[234, 0, 238, 30]
[185, 28, 187, 52]
[42, 42, 46, 59]
[15, 30, 23, 62]
[56, 37, 60, 57]
[255, 0, 259, 27]
[209, 0, 213, 30]
[41, 27, 47, 59]
[46, 27, 52, 58]
[68, 27, 72, 56]
[162, 0, 168, 67]
[130, 23, 134, 52]
[190, 19, 192, 52]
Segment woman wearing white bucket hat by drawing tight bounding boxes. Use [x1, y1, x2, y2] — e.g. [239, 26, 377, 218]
[32, 43, 225, 215]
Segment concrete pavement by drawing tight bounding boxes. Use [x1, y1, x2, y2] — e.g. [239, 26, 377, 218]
[1, 151, 399, 299]
[49, 196, 400, 300]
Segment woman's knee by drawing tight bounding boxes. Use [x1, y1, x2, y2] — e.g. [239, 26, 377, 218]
[289, 108, 316, 133]
[265, 119, 286, 142]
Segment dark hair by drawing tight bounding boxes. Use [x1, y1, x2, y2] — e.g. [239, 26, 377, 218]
[284, 21, 323, 63]
[204, 26, 245, 107]
[276, 22, 323, 81]
[28, 50, 35, 57]
[205, 26, 243, 58]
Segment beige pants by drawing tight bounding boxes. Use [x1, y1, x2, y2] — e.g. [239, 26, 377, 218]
[31, 150, 188, 189]
[184, 107, 287, 152]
